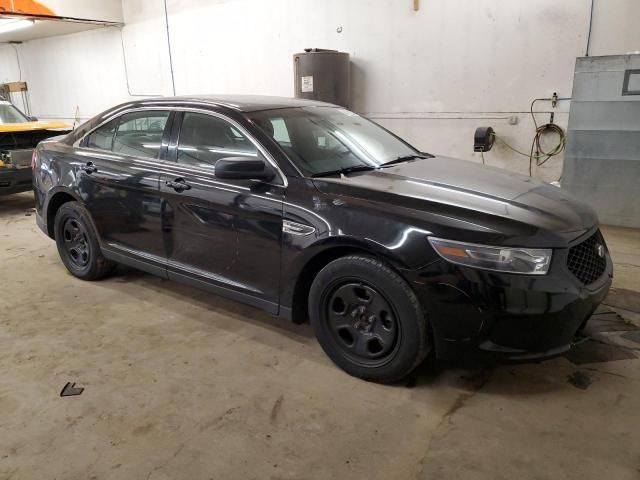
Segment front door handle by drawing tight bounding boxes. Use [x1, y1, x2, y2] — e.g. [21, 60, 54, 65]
[80, 162, 97, 174]
[166, 178, 192, 192]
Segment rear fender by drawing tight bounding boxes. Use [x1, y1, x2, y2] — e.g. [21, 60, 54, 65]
[42, 187, 84, 239]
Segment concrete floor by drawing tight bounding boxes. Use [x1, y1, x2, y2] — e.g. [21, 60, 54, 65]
[1, 191, 639, 480]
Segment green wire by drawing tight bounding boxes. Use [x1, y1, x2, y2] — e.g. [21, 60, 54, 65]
[483, 97, 568, 180]
[492, 131, 565, 161]
[493, 134, 543, 158]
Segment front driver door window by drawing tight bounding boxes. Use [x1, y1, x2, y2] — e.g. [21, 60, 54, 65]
[176, 112, 258, 169]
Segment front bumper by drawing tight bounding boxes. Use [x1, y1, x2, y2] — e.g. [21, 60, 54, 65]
[0, 167, 32, 196]
[405, 234, 613, 362]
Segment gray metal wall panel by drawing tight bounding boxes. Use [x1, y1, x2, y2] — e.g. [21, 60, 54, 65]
[571, 72, 640, 102]
[562, 55, 640, 228]
[574, 55, 640, 74]
[566, 130, 640, 160]
[569, 102, 640, 131]
[562, 159, 640, 227]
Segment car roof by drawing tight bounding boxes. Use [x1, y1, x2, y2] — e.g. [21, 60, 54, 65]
[63, 95, 344, 146]
[140, 95, 340, 113]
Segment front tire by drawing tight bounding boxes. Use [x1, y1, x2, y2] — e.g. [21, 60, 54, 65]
[54, 201, 115, 280]
[309, 255, 429, 383]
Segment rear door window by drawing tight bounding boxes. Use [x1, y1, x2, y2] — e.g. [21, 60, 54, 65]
[84, 111, 170, 159]
[112, 111, 170, 159]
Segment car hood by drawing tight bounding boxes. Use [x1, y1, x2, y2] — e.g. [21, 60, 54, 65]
[0, 120, 70, 133]
[312, 156, 597, 245]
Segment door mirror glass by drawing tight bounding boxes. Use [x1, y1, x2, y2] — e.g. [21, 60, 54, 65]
[215, 156, 275, 181]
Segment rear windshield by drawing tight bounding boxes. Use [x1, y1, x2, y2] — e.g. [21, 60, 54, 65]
[0, 102, 29, 124]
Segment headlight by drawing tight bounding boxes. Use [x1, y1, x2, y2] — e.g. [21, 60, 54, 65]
[428, 237, 552, 275]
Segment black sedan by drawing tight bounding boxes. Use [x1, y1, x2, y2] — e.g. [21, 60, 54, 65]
[33, 95, 612, 382]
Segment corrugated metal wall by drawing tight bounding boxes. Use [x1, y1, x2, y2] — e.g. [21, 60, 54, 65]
[563, 55, 640, 228]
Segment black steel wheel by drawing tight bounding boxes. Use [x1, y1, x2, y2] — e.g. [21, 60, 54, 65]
[324, 281, 400, 366]
[54, 201, 115, 280]
[61, 218, 91, 268]
[309, 255, 430, 383]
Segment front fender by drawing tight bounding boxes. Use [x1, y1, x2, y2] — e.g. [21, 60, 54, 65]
[288, 235, 408, 277]
[278, 229, 439, 318]
[279, 177, 441, 315]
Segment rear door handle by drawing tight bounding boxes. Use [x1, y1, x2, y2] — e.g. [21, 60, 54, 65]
[80, 162, 97, 174]
[166, 178, 192, 192]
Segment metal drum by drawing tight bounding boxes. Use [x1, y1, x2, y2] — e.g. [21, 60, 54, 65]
[293, 49, 350, 108]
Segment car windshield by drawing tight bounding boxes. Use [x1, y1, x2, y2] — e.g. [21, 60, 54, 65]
[0, 102, 29, 124]
[249, 106, 423, 176]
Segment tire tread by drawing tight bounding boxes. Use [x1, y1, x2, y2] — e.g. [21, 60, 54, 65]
[54, 201, 115, 281]
[309, 254, 430, 383]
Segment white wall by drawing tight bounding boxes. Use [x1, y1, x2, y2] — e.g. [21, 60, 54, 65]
[13, 28, 132, 122]
[1, 0, 639, 181]
[0, 46, 21, 83]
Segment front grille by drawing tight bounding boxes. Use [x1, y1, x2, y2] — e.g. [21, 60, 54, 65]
[567, 231, 607, 285]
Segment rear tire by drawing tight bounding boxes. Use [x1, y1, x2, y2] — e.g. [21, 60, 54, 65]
[309, 255, 429, 383]
[54, 201, 115, 281]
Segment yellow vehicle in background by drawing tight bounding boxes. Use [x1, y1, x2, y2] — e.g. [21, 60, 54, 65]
[0, 100, 70, 196]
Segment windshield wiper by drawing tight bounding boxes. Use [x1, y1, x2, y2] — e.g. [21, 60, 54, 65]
[311, 164, 378, 178]
[311, 154, 431, 177]
[379, 154, 429, 168]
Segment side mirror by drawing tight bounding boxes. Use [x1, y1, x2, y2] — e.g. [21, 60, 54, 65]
[215, 156, 276, 181]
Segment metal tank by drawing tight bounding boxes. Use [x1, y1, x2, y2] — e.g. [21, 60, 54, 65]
[293, 49, 350, 108]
